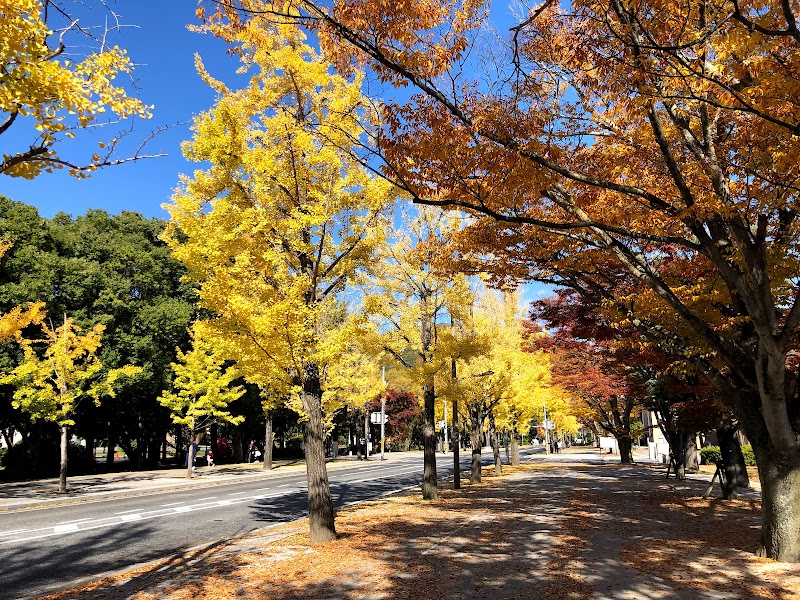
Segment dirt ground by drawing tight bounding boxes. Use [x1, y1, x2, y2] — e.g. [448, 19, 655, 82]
[39, 453, 800, 600]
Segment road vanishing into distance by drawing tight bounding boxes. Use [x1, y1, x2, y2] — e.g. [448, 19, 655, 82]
[0, 448, 543, 599]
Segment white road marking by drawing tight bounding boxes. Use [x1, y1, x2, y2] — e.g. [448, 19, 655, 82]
[56, 517, 93, 525]
[0, 460, 438, 546]
[228, 491, 247, 496]
[0, 529, 30, 537]
[277, 483, 290, 487]
[115, 508, 142, 515]
[200, 496, 217, 501]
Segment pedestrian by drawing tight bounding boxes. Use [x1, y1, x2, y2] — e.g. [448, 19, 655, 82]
[254, 448, 262, 462]
[555, 439, 561, 453]
[207, 448, 215, 467]
[248, 441, 254, 464]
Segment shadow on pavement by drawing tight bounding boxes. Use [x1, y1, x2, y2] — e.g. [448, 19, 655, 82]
[34, 458, 800, 600]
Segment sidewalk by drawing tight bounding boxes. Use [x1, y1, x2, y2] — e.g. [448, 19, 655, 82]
[39, 448, 797, 600]
[0, 455, 374, 512]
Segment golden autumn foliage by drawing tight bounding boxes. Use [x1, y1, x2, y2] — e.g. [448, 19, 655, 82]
[0, 0, 151, 179]
[158, 322, 245, 431]
[0, 317, 140, 427]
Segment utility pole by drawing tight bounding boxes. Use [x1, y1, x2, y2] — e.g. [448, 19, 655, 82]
[543, 400, 550, 456]
[380, 366, 386, 461]
[451, 357, 460, 488]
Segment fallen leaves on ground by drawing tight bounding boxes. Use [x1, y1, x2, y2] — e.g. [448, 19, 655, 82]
[38, 454, 800, 600]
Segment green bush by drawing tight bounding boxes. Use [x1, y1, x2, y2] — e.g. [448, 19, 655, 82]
[741, 444, 756, 467]
[700, 445, 722, 465]
[700, 444, 756, 467]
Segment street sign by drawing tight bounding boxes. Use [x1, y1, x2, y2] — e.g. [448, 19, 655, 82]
[370, 412, 388, 424]
[543, 420, 555, 430]
[437, 420, 446, 429]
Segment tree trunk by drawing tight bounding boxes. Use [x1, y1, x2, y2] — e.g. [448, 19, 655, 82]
[684, 436, 699, 473]
[59, 425, 68, 493]
[299, 364, 336, 543]
[233, 428, 243, 463]
[511, 432, 520, 466]
[488, 411, 501, 475]
[452, 396, 460, 489]
[753, 444, 800, 562]
[264, 411, 274, 470]
[106, 429, 116, 465]
[174, 427, 183, 466]
[718, 426, 749, 497]
[210, 422, 218, 466]
[422, 382, 438, 499]
[186, 436, 197, 479]
[470, 407, 483, 483]
[618, 435, 633, 464]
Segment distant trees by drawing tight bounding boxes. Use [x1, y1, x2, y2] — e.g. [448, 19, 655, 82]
[158, 323, 245, 479]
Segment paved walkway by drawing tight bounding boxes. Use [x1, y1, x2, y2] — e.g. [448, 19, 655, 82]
[40, 448, 793, 600]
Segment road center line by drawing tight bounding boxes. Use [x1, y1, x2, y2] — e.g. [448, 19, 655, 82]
[115, 508, 142, 515]
[160, 502, 184, 507]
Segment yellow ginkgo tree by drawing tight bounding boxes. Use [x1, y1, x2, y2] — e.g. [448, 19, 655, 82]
[158, 323, 245, 479]
[361, 207, 474, 499]
[163, 21, 393, 541]
[0, 316, 140, 492]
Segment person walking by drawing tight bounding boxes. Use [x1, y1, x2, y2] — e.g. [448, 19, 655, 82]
[207, 448, 215, 467]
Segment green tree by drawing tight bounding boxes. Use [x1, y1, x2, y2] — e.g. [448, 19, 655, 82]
[0, 199, 196, 471]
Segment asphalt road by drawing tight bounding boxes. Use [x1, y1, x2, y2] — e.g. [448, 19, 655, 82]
[0, 448, 542, 599]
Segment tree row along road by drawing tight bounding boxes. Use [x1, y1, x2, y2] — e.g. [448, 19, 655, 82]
[1, 449, 541, 599]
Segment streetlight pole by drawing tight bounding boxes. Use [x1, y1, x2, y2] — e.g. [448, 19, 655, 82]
[380, 366, 387, 461]
[443, 398, 449, 453]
